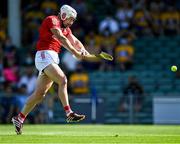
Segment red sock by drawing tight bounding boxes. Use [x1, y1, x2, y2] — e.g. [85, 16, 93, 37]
[18, 112, 26, 123]
[64, 105, 73, 116]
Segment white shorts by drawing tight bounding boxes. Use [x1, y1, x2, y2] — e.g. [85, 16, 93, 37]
[35, 50, 59, 75]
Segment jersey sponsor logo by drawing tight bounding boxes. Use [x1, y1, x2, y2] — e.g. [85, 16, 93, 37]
[52, 17, 58, 26]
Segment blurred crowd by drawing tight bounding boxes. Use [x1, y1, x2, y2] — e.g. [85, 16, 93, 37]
[0, 0, 180, 123]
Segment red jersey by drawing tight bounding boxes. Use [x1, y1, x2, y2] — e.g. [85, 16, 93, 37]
[36, 15, 72, 53]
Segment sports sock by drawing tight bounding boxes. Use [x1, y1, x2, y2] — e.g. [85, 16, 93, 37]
[64, 105, 73, 116]
[18, 112, 26, 123]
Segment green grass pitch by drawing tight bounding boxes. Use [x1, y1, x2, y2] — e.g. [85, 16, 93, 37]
[0, 124, 180, 143]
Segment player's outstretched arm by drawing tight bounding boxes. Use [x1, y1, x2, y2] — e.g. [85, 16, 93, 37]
[67, 33, 90, 55]
[81, 52, 113, 61]
[50, 28, 83, 59]
[67, 34, 113, 61]
[67, 33, 101, 61]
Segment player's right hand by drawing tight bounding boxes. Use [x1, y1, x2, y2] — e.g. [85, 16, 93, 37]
[73, 51, 84, 60]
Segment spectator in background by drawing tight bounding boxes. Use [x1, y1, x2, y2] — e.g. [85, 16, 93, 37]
[82, 31, 102, 70]
[69, 63, 89, 95]
[132, 8, 152, 36]
[46, 83, 58, 122]
[99, 30, 116, 71]
[3, 37, 20, 65]
[2, 56, 19, 85]
[18, 64, 37, 95]
[99, 15, 119, 35]
[16, 84, 28, 110]
[84, 28, 115, 71]
[24, 10, 44, 45]
[71, 0, 87, 17]
[22, 2, 45, 46]
[119, 76, 144, 112]
[40, 0, 58, 15]
[71, 25, 85, 43]
[3, 37, 15, 54]
[116, 1, 133, 30]
[148, 2, 163, 36]
[114, 31, 135, 71]
[81, 14, 98, 34]
[85, 31, 102, 52]
[1, 82, 18, 123]
[23, 50, 35, 66]
[62, 50, 80, 73]
[161, 6, 180, 36]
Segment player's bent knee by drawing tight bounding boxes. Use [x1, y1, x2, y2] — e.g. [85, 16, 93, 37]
[57, 75, 67, 86]
[62, 75, 67, 85]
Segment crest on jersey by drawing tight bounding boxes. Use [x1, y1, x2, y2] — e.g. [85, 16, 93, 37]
[52, 18, 58, 25]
